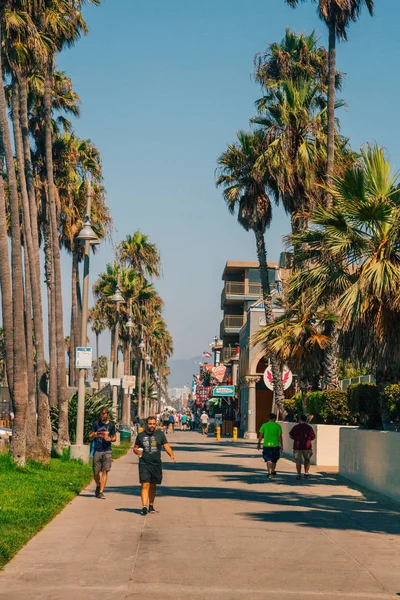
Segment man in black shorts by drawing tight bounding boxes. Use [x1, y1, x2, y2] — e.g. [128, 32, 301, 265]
[133, 416, 176, 515]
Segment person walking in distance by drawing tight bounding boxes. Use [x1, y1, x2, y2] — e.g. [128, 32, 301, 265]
[169, 411, 175, 433]
[162, 409, 170, 433]
[89, 407, 117, 499]
[257, 413, 283, 479]
[289, 414, 316, 480]
[133, 416, 176, 515]
[200, 411, 209, 435]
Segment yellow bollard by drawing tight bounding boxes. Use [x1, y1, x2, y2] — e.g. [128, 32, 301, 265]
[216, 426, 221, 441]
[233, 427, 238, 441]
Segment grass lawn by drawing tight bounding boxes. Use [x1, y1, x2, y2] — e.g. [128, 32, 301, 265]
[0, 440, 131, 569]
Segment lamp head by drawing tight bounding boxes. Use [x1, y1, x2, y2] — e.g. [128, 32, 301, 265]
[110, 285, 125, 303]
[77, 216, 99, 242]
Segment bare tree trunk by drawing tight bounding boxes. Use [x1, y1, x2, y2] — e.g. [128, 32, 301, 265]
[0, 160, 14, 394]
[327, 18, 336, 193]
[44, 59, 69, 451]
[0, 26, 28, 464]
[254, 230, 285, 415]
[12, 82, 51, 460]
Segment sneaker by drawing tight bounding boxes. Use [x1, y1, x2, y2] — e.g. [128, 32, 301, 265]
[296, 475, 302, 480]
[148, 505, 159, 514]
[141, 506, 148, 516]
[266, 473, 270, 479]
[271, 471, 277, 478]
[304, 473, 310, 479]
[95, 485, 100, 497]
[98, 492, 106, 499]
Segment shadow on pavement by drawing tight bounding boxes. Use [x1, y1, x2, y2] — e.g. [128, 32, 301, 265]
[115, 507, 142, 515]
[105, 483, 400, 535]
[162, 462, 266, 474]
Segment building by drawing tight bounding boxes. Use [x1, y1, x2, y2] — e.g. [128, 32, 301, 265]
[220, 261, 281, 364]
[218, 257, 292, 439]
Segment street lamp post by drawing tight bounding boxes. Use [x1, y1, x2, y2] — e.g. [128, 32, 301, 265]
[70, 183, 99, 464]
[144, 349, 150, 418]
[138, 335, 145, 421]
[110, 272, 125, 421]
[124, 299, 134, 424]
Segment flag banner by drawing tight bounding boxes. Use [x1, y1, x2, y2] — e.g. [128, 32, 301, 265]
[202, 351, 213, 358]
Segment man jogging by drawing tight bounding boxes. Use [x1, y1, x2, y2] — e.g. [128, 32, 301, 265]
[289, 414, 316, 480]
[133, 416, 176, 515]
[89, 407, 117, 499]
[257, 413, 283, 478]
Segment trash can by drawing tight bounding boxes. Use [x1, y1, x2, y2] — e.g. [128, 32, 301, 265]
[119, 425, 132, 442]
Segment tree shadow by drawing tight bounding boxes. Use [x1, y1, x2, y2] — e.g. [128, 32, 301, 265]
[115, 507, 142, 515]
[162, 462, 266, 474]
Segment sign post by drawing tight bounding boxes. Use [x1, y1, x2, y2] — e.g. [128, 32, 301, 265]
[76, 347, 92, 370]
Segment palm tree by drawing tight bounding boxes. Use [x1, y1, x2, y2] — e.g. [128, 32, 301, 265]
[285, 0, 374, 184]
[118, 231, 161, 279]
[216, 130, 285, 412]
[290, 145, 400, 404]
[253, 297, 335, 404]
[0, 16, 28, 464]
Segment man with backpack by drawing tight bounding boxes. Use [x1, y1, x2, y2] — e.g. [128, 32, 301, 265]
[89, 407, 117, 499]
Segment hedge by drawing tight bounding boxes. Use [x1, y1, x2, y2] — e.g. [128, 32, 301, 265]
[283, 393, 303, 421]
[306, 390, 357, 425]
[347, 383, 381, 428]
[381, 384, 400, 422]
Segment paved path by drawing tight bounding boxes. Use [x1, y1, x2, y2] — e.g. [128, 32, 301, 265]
[1, 433, 400, 600]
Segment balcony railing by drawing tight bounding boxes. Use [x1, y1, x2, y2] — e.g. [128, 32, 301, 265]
[224, 281, 245, 295]
[222, 347, 238, 362]
[224, 315, 244, 329]
[248, 282, 262, 296]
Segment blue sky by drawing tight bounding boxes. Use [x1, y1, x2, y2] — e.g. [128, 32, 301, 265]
[57, 0, 400, 360]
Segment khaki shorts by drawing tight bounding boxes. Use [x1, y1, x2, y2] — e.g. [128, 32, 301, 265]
[294, 449, 313, 462]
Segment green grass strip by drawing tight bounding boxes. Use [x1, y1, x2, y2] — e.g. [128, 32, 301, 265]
[0, 440, 132, 569]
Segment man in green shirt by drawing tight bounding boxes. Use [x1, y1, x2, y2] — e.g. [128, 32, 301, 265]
[257, 413, 283, 478]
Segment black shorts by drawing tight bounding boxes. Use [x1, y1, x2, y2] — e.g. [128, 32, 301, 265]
[163, 420, 169, 427]
[262, 447, 281, 464]
[139, 461, 163, 485]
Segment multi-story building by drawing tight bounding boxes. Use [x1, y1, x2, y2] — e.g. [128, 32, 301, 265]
[220, 261, 281, 364]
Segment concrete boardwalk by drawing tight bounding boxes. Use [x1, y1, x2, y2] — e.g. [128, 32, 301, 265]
[1, 434, 400, 600]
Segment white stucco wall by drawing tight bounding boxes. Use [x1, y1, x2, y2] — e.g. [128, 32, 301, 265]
[339, 429, 400, 504]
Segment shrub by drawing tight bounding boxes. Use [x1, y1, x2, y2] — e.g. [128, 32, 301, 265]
[319, 390, 356, 425]
[381, 384, 400, 423]
[283, 393, 302, 421]
[51, 391, 115, 444]
[306, 391, 324, 418]
[347, 383, 381, 428]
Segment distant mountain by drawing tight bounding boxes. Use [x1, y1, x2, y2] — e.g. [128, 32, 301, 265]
[168, 355, 209, 388]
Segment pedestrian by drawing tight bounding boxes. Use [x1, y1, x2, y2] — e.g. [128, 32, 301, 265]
[162, 409, 170, 433]
[257, 413, 283, 478]
[181, 413, 187, 431]
[191, 411, 196, 431]
[169, 411, 175, 433]
[89, 407, 117, 499]
[289, 414, 316, 480]
[133, 415, 176, 515]
[200, 411, 209, 435]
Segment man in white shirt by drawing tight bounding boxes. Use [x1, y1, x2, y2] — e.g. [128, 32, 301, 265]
[200, 411, 209, 435]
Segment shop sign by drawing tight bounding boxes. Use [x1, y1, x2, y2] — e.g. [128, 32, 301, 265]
[213, 385, 235, 397]
[76, 347, 92, 369]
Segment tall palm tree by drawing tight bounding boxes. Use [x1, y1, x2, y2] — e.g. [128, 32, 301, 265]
[285, 0, 374, 184]
[216, 130, 285, 412]
[290, 145, 400, 401]
[0, 16, 28, 464]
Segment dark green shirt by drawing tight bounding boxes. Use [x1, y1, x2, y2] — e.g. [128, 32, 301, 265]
[135, 429, 168, 464]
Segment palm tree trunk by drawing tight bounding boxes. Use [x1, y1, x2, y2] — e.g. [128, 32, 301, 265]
[44, 58, 69, 450]
[43, 206, 57, 407]
[11, 82, 51, 460]
[327, 18, 336, 189]
[254, 230, 285, 415]
[323, 323, 340, 390]
[0, 25, 28, 464]
[0, 162, 14, 395]
[23, 246, 41, 460]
